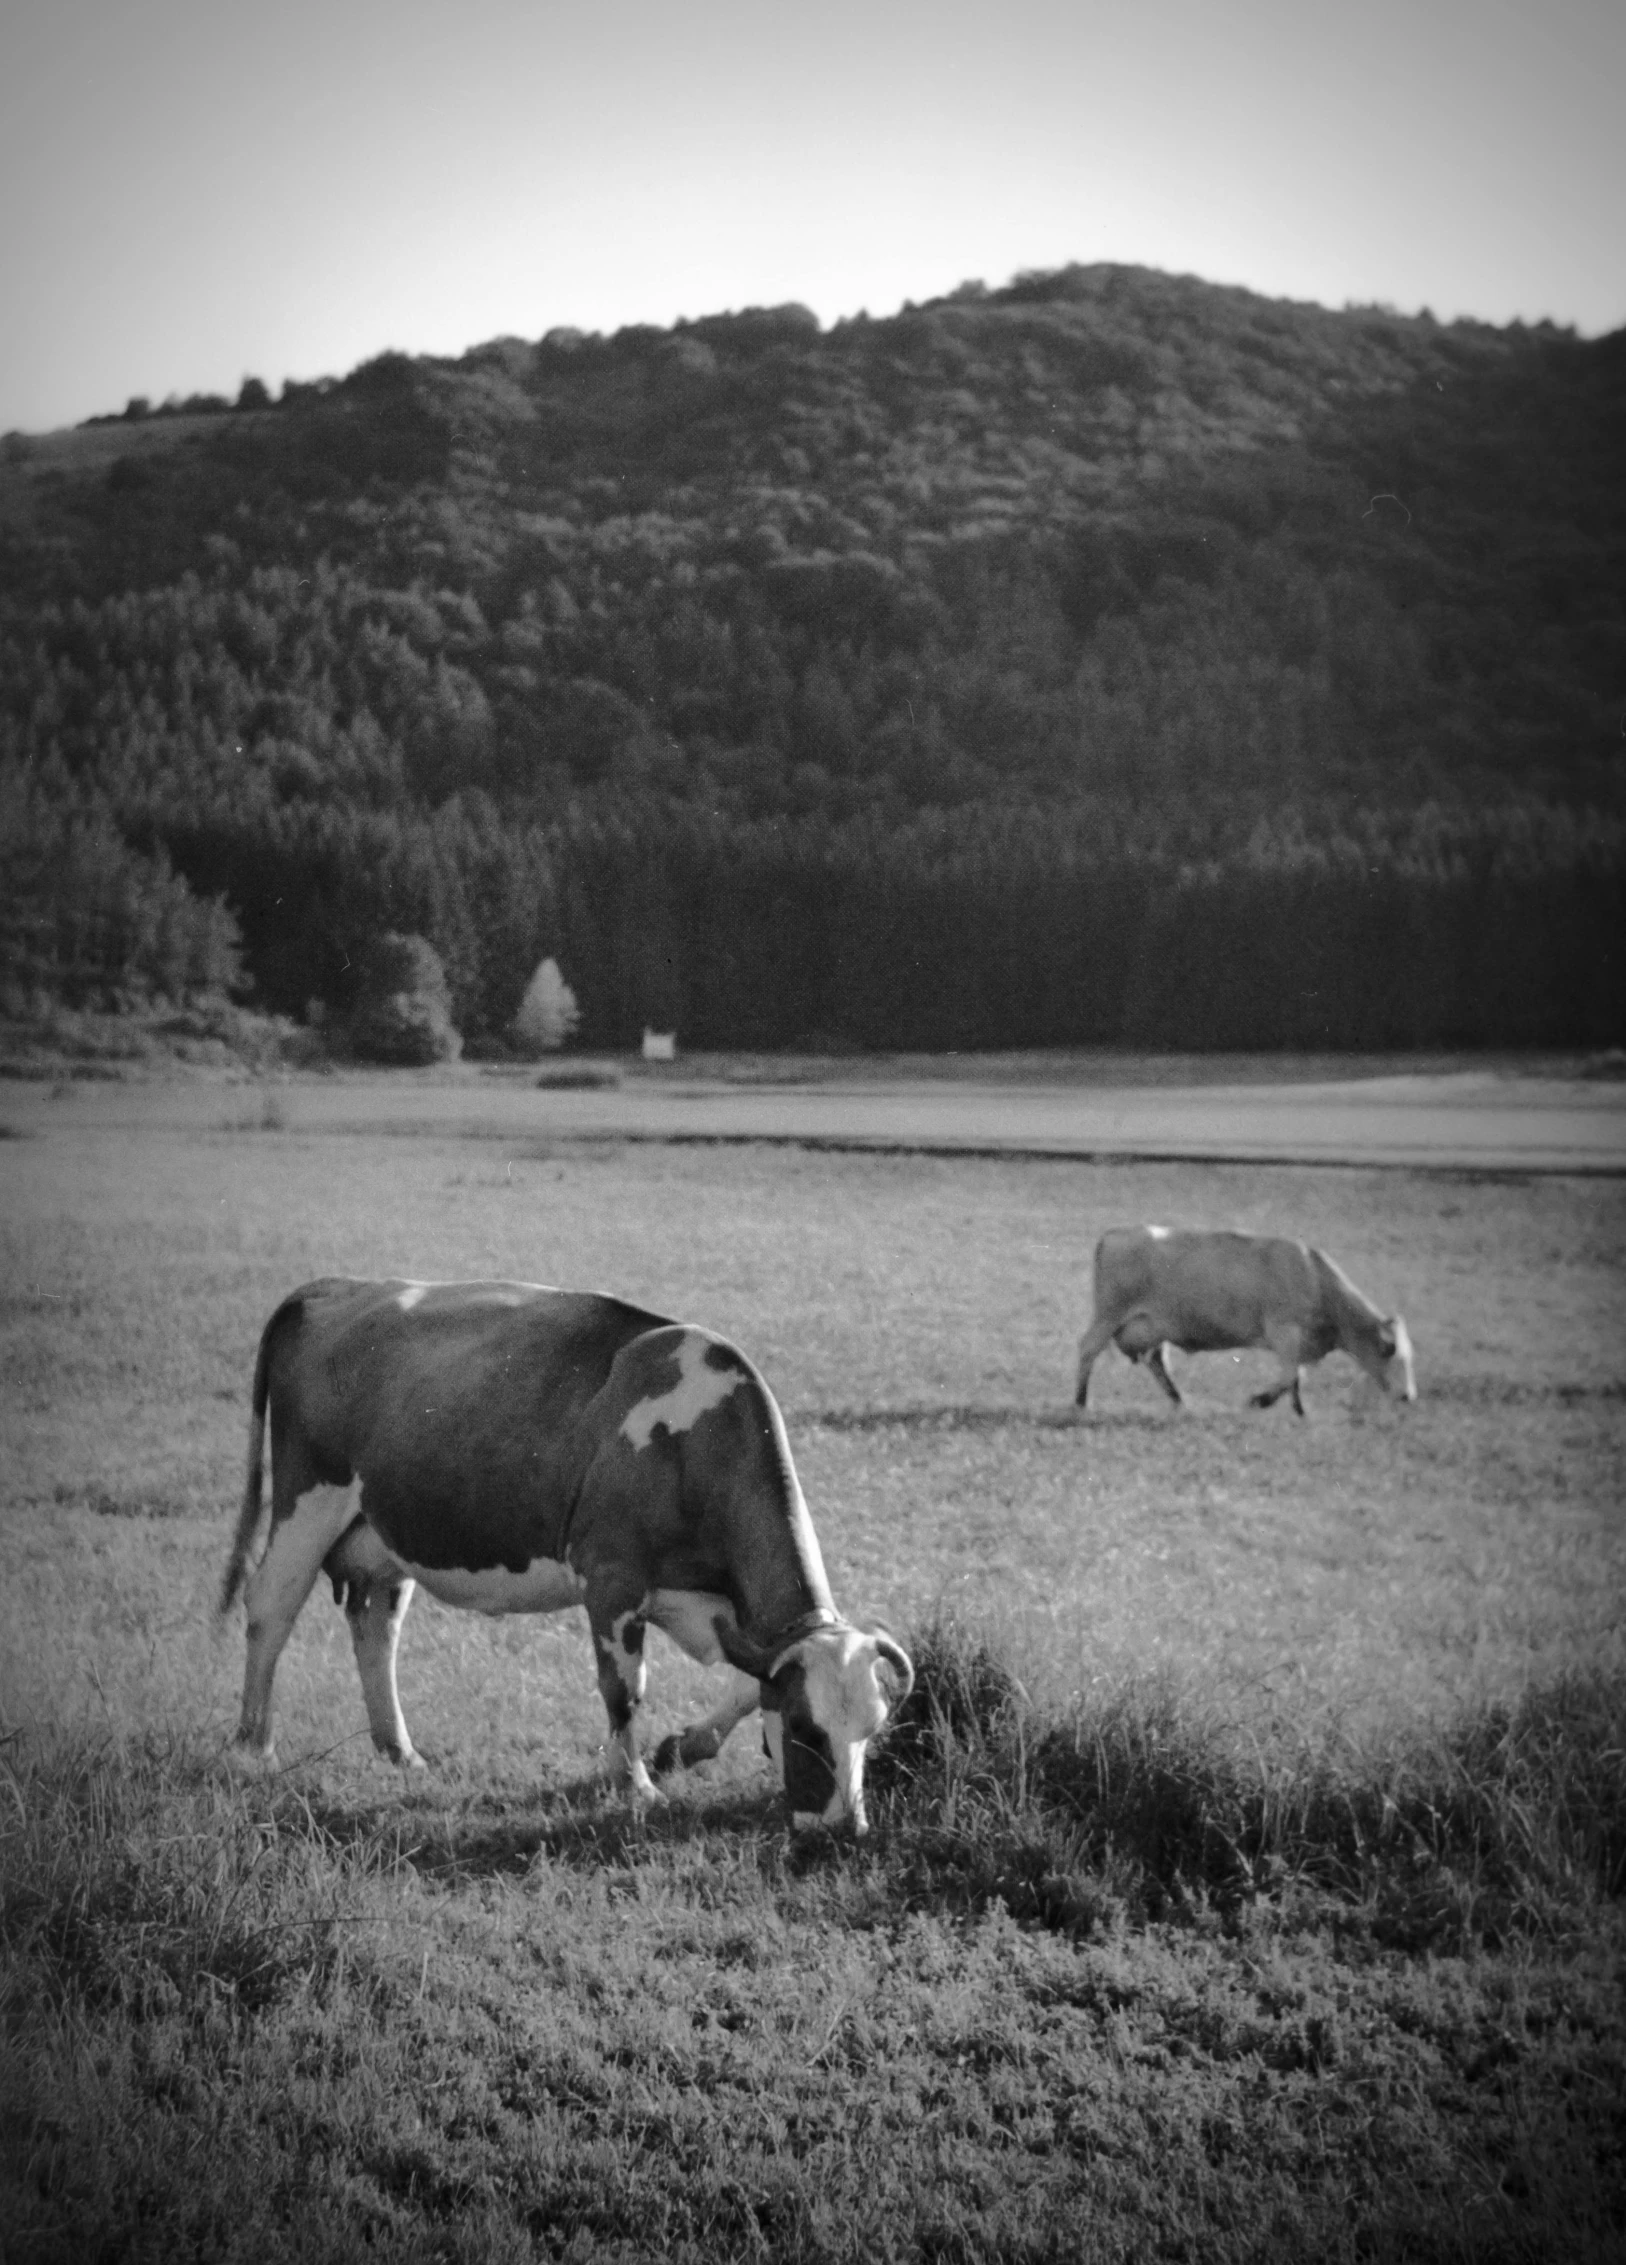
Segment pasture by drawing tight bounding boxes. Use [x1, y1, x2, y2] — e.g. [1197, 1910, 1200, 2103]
[2, 1090, 1623, 2261]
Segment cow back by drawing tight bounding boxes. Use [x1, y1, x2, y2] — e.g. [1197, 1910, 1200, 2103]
[1095, 1227, 1319, 1350]
[267, 1278, 673, 1573]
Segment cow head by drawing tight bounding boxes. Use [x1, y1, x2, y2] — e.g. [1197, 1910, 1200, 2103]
[1371, 1314, 1417, 1401]
[718, 1620, 913, 1835]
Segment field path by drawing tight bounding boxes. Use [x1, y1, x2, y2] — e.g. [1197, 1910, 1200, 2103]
[11, 1062, 1624, 1170]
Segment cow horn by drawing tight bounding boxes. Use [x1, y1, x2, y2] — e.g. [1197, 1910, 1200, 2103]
[872, 1632, 914, 1706]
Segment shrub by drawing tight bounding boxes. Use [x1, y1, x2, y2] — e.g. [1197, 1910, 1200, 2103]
[345, 932, 461, 1064]
[871, 1618, 1626, 1947]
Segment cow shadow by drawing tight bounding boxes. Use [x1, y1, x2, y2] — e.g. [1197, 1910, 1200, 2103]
[281, 1767, 791, 1884]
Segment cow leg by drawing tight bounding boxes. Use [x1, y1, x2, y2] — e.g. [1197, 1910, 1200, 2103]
[1144, 1343, 1184, 1407]
[652, 1669, 762, 1778]
[1074, 1315, 1120, 1406]
[590, 1604, 660, 1805]
[1251, 1330, 1308, 1414]
[232, 1482, 357, 1763]
[344, 1576, 424, 1767]
[1250, 1364, 1307, 1412]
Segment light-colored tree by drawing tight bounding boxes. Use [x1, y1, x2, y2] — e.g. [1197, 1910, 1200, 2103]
[512, 957, 580, 1054]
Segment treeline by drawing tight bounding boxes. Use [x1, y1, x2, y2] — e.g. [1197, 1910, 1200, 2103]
[1, 265, 1621, 1049]
[79, 374, 280, 425]
[443, 800, 1626, 1053]
[12, 771, 1610, 1052]
[582, 804, 1621, 1054]
[0, 769, 242, 1009]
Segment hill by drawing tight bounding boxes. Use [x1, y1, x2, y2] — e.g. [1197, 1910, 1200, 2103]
[1, 265, 1621, 1051]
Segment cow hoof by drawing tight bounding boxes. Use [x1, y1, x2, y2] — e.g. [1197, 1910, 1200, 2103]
[369, 1743, 426, 1772]
[224, 1738, 276, 1776]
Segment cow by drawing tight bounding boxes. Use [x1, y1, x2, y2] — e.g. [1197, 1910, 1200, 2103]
[1073, 1227, 1415, 1415]
[219, 1277, 912, 1833]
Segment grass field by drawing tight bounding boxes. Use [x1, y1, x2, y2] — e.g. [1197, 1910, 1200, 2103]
[2, 1097, 1623, 2260]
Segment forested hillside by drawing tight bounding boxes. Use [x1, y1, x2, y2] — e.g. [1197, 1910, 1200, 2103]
[2, 264, 1621, 1051]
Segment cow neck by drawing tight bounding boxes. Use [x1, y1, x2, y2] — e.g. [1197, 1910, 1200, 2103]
[761, 1605, 842, 1660]
[724, 1380, 838, 1657]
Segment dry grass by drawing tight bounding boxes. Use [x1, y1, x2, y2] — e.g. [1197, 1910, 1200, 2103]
[2, 1105, 1623, 2258]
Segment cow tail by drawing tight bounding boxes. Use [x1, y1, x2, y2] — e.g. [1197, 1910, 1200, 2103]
[219, 1303, 283, 1616]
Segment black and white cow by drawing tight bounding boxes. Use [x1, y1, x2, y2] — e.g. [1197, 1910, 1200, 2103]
[220, 1278, 912, 1832]
[1074, 1227, 1416, 1414]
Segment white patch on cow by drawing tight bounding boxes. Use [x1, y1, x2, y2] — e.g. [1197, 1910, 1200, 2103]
[620, 1331, 745, 1450]
[647, 1587, 736, 1665]
[784, 1627, 894, 1835]
[245, 1481, 360, 1629]
[796, 1629, 892, 1747]
[609, 1607, 647, 1674]
[1146, 1223, 1171, 1240]
[798, 1733, 869, 1833]
[395, 1282, 430, 1311]
[343, 1574, 421, 1766]
[603, 1607, 657, 1799]
[237, 1480, 364, 1756]
[606, 1608, 650, 1708]
[396, 1554, 586, 1616]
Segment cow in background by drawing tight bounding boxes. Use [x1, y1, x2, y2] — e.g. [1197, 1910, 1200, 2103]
[1075, 1227, 1415, 1414]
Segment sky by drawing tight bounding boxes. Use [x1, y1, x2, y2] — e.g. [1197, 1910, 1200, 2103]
[2, 0, 1621, 434]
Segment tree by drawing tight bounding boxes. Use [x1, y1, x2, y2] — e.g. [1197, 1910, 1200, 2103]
[512, 957, 580, 1054]
[346, 932, 461, 1063]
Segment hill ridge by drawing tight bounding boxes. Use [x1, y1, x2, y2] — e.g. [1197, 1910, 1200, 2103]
[1, 262, 1620, 1049]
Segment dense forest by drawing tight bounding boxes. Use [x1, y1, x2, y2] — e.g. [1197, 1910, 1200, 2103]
[2, 264, 1621, 1052]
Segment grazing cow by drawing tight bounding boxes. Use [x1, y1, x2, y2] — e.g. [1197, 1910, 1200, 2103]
[1074, 1227, 1415, 1414]
[220, 1278, 912, 1832]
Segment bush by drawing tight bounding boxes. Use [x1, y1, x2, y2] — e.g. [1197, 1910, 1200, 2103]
[345, 932, 461, 1064]
[871, 1617, 1626, 1947]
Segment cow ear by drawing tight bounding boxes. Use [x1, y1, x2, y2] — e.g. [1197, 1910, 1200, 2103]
[713, 1615, 776, 1682]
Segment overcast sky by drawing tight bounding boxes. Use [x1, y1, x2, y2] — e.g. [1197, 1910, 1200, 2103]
[3, 0, 1621, 434]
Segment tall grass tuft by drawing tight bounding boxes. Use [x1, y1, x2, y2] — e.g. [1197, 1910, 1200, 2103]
[4, 1658, 1623, 2260]
[871, 1616, 1626, 1948]
[0, 1726, 393, 2023]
